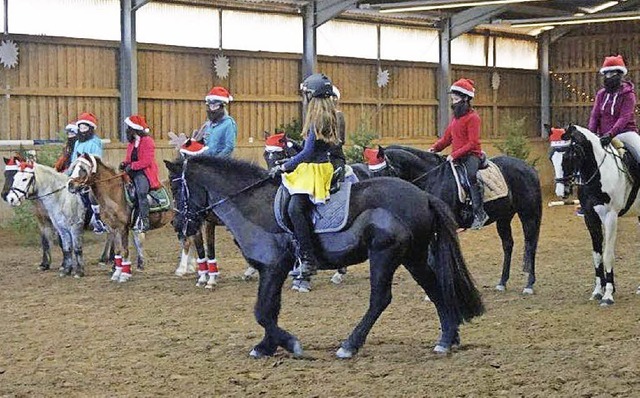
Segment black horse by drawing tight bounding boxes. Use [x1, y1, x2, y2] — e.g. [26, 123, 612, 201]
[165, 156, 484, 358]
[370, 146, 542, 295]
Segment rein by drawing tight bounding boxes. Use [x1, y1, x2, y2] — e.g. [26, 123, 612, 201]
[174, 159, 271, 236]
[411, 161, 447, 184]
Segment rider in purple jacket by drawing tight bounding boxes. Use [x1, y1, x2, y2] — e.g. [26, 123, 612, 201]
[588, 55, 639, 162]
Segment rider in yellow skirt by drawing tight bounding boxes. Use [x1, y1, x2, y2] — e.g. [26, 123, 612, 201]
[270, 73, 344, 278]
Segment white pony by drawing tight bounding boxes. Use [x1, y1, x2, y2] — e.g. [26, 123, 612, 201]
[6, 160, 87, 277]
[549, 125, 640, 305]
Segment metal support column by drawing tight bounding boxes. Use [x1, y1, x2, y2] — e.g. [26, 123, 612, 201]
[4, 0, 8, 34]
[120, 0, 138, 142]
[539, 32, 550, 137]
[302, 1, 317, 79]
[437, 18, 451, 137]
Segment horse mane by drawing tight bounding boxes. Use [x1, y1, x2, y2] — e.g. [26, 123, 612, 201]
[187, 156, 268, 184]
[571, 125, 606, 157]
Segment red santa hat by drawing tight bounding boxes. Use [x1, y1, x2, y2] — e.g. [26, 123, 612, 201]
[205, 86, 233, 104]
[600, 55, 627, 75]
[76, 112, 98, 128]
[180, 139, 209, 156]
[125, 114, 150, 133]
[450, 78, 475, 98]
[4, 156, 20, 171]
[549, 128, 570, 147]
[363, 148, 387, 171]
[265, 133, 286, 152]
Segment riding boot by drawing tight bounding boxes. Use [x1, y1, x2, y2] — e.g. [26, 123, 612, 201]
[135, 198, 150, 232]
[298, 249, 320, 279]
[91, 204, 107, 234]
[469, 181, 489, 230]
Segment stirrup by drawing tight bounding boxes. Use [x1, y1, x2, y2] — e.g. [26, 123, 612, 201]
[92, 218, 107, 234]
[470, 212, 489, 230]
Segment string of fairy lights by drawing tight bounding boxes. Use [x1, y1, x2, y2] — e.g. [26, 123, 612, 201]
[550, 70, 640, 115]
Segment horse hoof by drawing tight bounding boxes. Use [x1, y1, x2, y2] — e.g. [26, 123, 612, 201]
[336, 347, 353, 359]
[330, 272, 344, 285]
[292, 341, 304, 358]
[175, 271, 186, 277]
[73, 273, 84, 279]
[249, 348, 270, 359]
[137, 265, 144, 271]
[433, 345, 450, 355]
[495, 284, 506, 292]
[118, 273, 131, 283]
[599, 299, 614, 307]
[522, 287, 534, 295]
[590, 293, 603, 301]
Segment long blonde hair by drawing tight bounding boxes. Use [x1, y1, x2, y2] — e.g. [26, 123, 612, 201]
[302, 97, 339, 144]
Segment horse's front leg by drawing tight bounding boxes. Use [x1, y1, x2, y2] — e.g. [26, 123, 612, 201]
[495, 218, 514, 292]
[119, 228, 132, 283]
[250, 263, 302, 358]
[584, 209, 605, 301]
[58, 229, 74, 277]
[598, 208, 618, 306]
[72, 226, 85, 278]
[205, 223, 220, 288]
[337, 251, 400, 359]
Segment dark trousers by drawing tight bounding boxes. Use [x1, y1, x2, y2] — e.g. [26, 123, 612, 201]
[80, 190, 98, 211]
[131, 171, 150, 221]
[458, 154, 483, 213]
[287, 194, 315, 257]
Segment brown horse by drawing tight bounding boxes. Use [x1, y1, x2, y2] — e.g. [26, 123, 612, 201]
[67, 154, 172, 282]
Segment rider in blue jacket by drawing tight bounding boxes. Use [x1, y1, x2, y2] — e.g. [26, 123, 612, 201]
[202, 86, 237, 158]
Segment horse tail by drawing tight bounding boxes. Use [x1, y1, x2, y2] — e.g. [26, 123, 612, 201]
[428, 196, 485, 323]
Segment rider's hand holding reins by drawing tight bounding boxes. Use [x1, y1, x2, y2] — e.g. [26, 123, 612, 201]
[269, 164, 285, 179]
[600, 135, 612, 148]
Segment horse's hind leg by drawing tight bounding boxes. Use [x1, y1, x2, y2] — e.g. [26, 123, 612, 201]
[337, 252, 400, 359]
[598, 210, 617, 306]
[404, 258, 460, 354]
[133, 231, 145, 271]
[584, 210, 606, 302]
[521, 213, 541, 295]
[98, 233, 114, 269]
[495, 218, 514, 292]
[250, 265, 302, 359]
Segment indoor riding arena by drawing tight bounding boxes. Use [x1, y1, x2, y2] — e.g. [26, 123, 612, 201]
[2, 1, 640, 396]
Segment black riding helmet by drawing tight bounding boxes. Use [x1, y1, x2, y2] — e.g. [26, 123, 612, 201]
[300, 73, 335, 101]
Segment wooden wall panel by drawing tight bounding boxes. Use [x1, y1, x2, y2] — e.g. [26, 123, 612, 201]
[551, 21, 640, 128]
[0, 34, 541, 149]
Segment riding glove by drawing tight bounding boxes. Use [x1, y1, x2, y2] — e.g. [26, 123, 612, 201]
[269, 165, 285, 179]
[600, 135, 612, 147]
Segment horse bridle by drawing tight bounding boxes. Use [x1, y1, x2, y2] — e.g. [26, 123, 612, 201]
[551, 139, 609, 189]
[9, 168, 36, 200]
[173, 159, 270, 237]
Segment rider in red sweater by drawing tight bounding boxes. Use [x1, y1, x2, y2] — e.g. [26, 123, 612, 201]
[120, 115, 161, 232]
[429, 78, 488, 230]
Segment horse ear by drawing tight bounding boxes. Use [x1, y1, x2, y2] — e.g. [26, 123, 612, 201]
[377, 145, 385, 158]
[263, 131, 270, 140]
[2, 157, 9, 165]
[563, 124, 575, 140]
[164, 159, 181, 174]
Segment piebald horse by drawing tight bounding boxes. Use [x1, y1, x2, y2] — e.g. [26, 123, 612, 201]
[549, 125, 640, 305]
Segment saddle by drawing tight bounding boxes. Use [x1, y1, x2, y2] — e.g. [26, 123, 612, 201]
[450, 158, 508, 204]
[274, 182, 352, 234]
[125, 185, 172, 213]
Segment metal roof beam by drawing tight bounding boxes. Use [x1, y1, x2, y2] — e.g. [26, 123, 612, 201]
[506, 4, 572, 17]
[132, 0, 152, 12]
[316, 0, 359, 26]
[451, 5, 507, 38]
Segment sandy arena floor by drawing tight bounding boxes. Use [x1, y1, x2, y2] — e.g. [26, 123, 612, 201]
[1, 205, 640, 397]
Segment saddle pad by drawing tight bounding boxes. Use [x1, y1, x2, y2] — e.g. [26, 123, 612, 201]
[451, 161, 509, 204]
[125, 186, 172, 213]
[274, 182, 352, 234]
